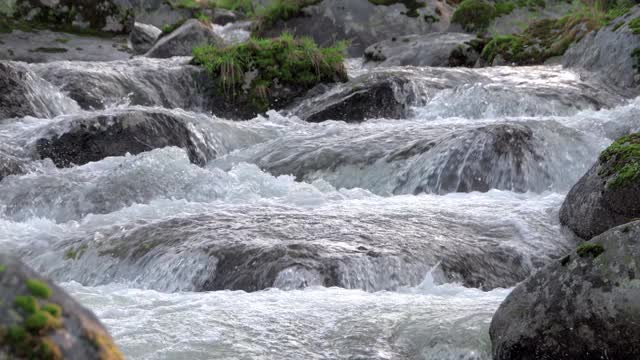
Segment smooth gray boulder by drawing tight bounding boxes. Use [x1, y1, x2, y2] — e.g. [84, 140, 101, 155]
[364, 32, 479, 67]
[130, 22, 162, 54]
[563, 6, 640, 95]
[259, 0, 453, 56]
[0, 253, 123, 359]
[490, 220, 640, 360]
[145, 19, 224, 58]
[560, 133, 640, 240]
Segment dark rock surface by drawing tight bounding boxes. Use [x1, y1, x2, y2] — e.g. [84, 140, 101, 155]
[364, 32, 479, 68]
[491, 220, 640, 360]
[0, 253, 123, 359]
[145, 19, 224, 58]
[35, 108, 217, 167]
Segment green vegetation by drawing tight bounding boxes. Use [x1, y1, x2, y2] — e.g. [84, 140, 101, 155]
[0, 264, 5, 273]
[629, 16, 640, 34]
[64, 244, 88, 260]
[451, 0, 497, 33]
[576, 242, 606, 258]
[255, 0, 321, 29]
[14, 295, 39, 314]
[368, 0, 427, 17]
[192, 33, 347, 112]
[25, 311, 61, 332]
[599, 133, 640, 189]
[42, 304, 62, 318]
[26, 279, 52, 299]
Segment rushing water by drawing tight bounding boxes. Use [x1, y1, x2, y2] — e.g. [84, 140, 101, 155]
[1, 53, 639, 359]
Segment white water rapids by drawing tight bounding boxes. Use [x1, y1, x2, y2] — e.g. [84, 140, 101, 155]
[1, 55, 640, 359]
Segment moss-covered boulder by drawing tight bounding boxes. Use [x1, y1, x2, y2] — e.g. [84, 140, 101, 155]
[0, 254, 123, 360]
[1, 0, 134, 34]
[450, 0, 497, 33]
[560, 133, 640, 240]
[490, 220, 640, 359]
[192, 33, 348, 118]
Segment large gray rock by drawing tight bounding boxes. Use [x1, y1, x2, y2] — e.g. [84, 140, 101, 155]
[2, 0, 134, 34]
[145, 19, 224, 58]
[259, 0, 453, 56]
[490, 220, 640, 360]
[130, 22, 162, 54]
[560, 133, 640, 240]
[35, 108, 217, 167]
[0, 253, 123, 359]
[563, 6, 640, 95]
[364, 32, 479, 67]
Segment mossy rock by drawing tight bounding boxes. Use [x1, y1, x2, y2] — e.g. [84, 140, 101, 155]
[192, 33, 348, 117]
[0, 254, 124, 360]
[451, 0, 497, 33]
[599, 133, 640, 189]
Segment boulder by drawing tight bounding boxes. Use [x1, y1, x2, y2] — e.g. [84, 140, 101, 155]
[563, 6, 640, 95]
[560, 133, 640, 240]
[145, 19, 224, 58]
[129, 22, 162, 54]
[364, 32, 479, 68]
[258, 0, 453, 56]
[2, 0, 134, 34]
[0, 253, 123, 359]
[35, 108, 217, 167]
[490, 220, 640, 360]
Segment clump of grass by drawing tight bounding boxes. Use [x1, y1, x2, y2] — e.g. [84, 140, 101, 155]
[192, 33, 347, 112]
[14, 295, 39, 314]
[26, 279, 52, 299]
[25, 311, 62, 332]
[628, 16, 640, 33]
[599, 133, 640, 189]
[451, 0, 497, 33]
[42, 304, 62, 318]
[576, 242, 606, 258]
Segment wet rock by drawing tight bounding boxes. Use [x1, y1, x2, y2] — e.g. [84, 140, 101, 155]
[124, 0, 193, 28]
[37, 200, 572, 292]
[259, 0, 453, 56]
[0, 61, 79, 119]
[0, 253, 123, 359]
[229, 120, 599, 194]
[35, 108, 217, 167]
[130, 22, 162, 54]
[363, 32, 479, 68]
[560, 133, 640, 240]
[490, 220, 640, 360]
[145, 19, 224, 58]
[563, 6, 640, 95]
[32, 57, 208, 110]
[2, 0, 134, 34]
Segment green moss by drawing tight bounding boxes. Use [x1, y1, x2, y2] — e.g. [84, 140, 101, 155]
[451, 0, 496, 33]
[494, 1, 516, 16]
[192, 33, 347, 112]
[42, 304, 62, 318]
[6, 325, 27, 343]
[0, 264, 5, 273]
[25, 311, 61, 332]
[480, 34, 526, 63]
[368, 0, 427, 17]
[599, 133, 640, 189]
[26, 279, 52, 299]
[576, 243, 606, 258]
[629, 17, 640, 34]
[14, 295, 39, 314]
